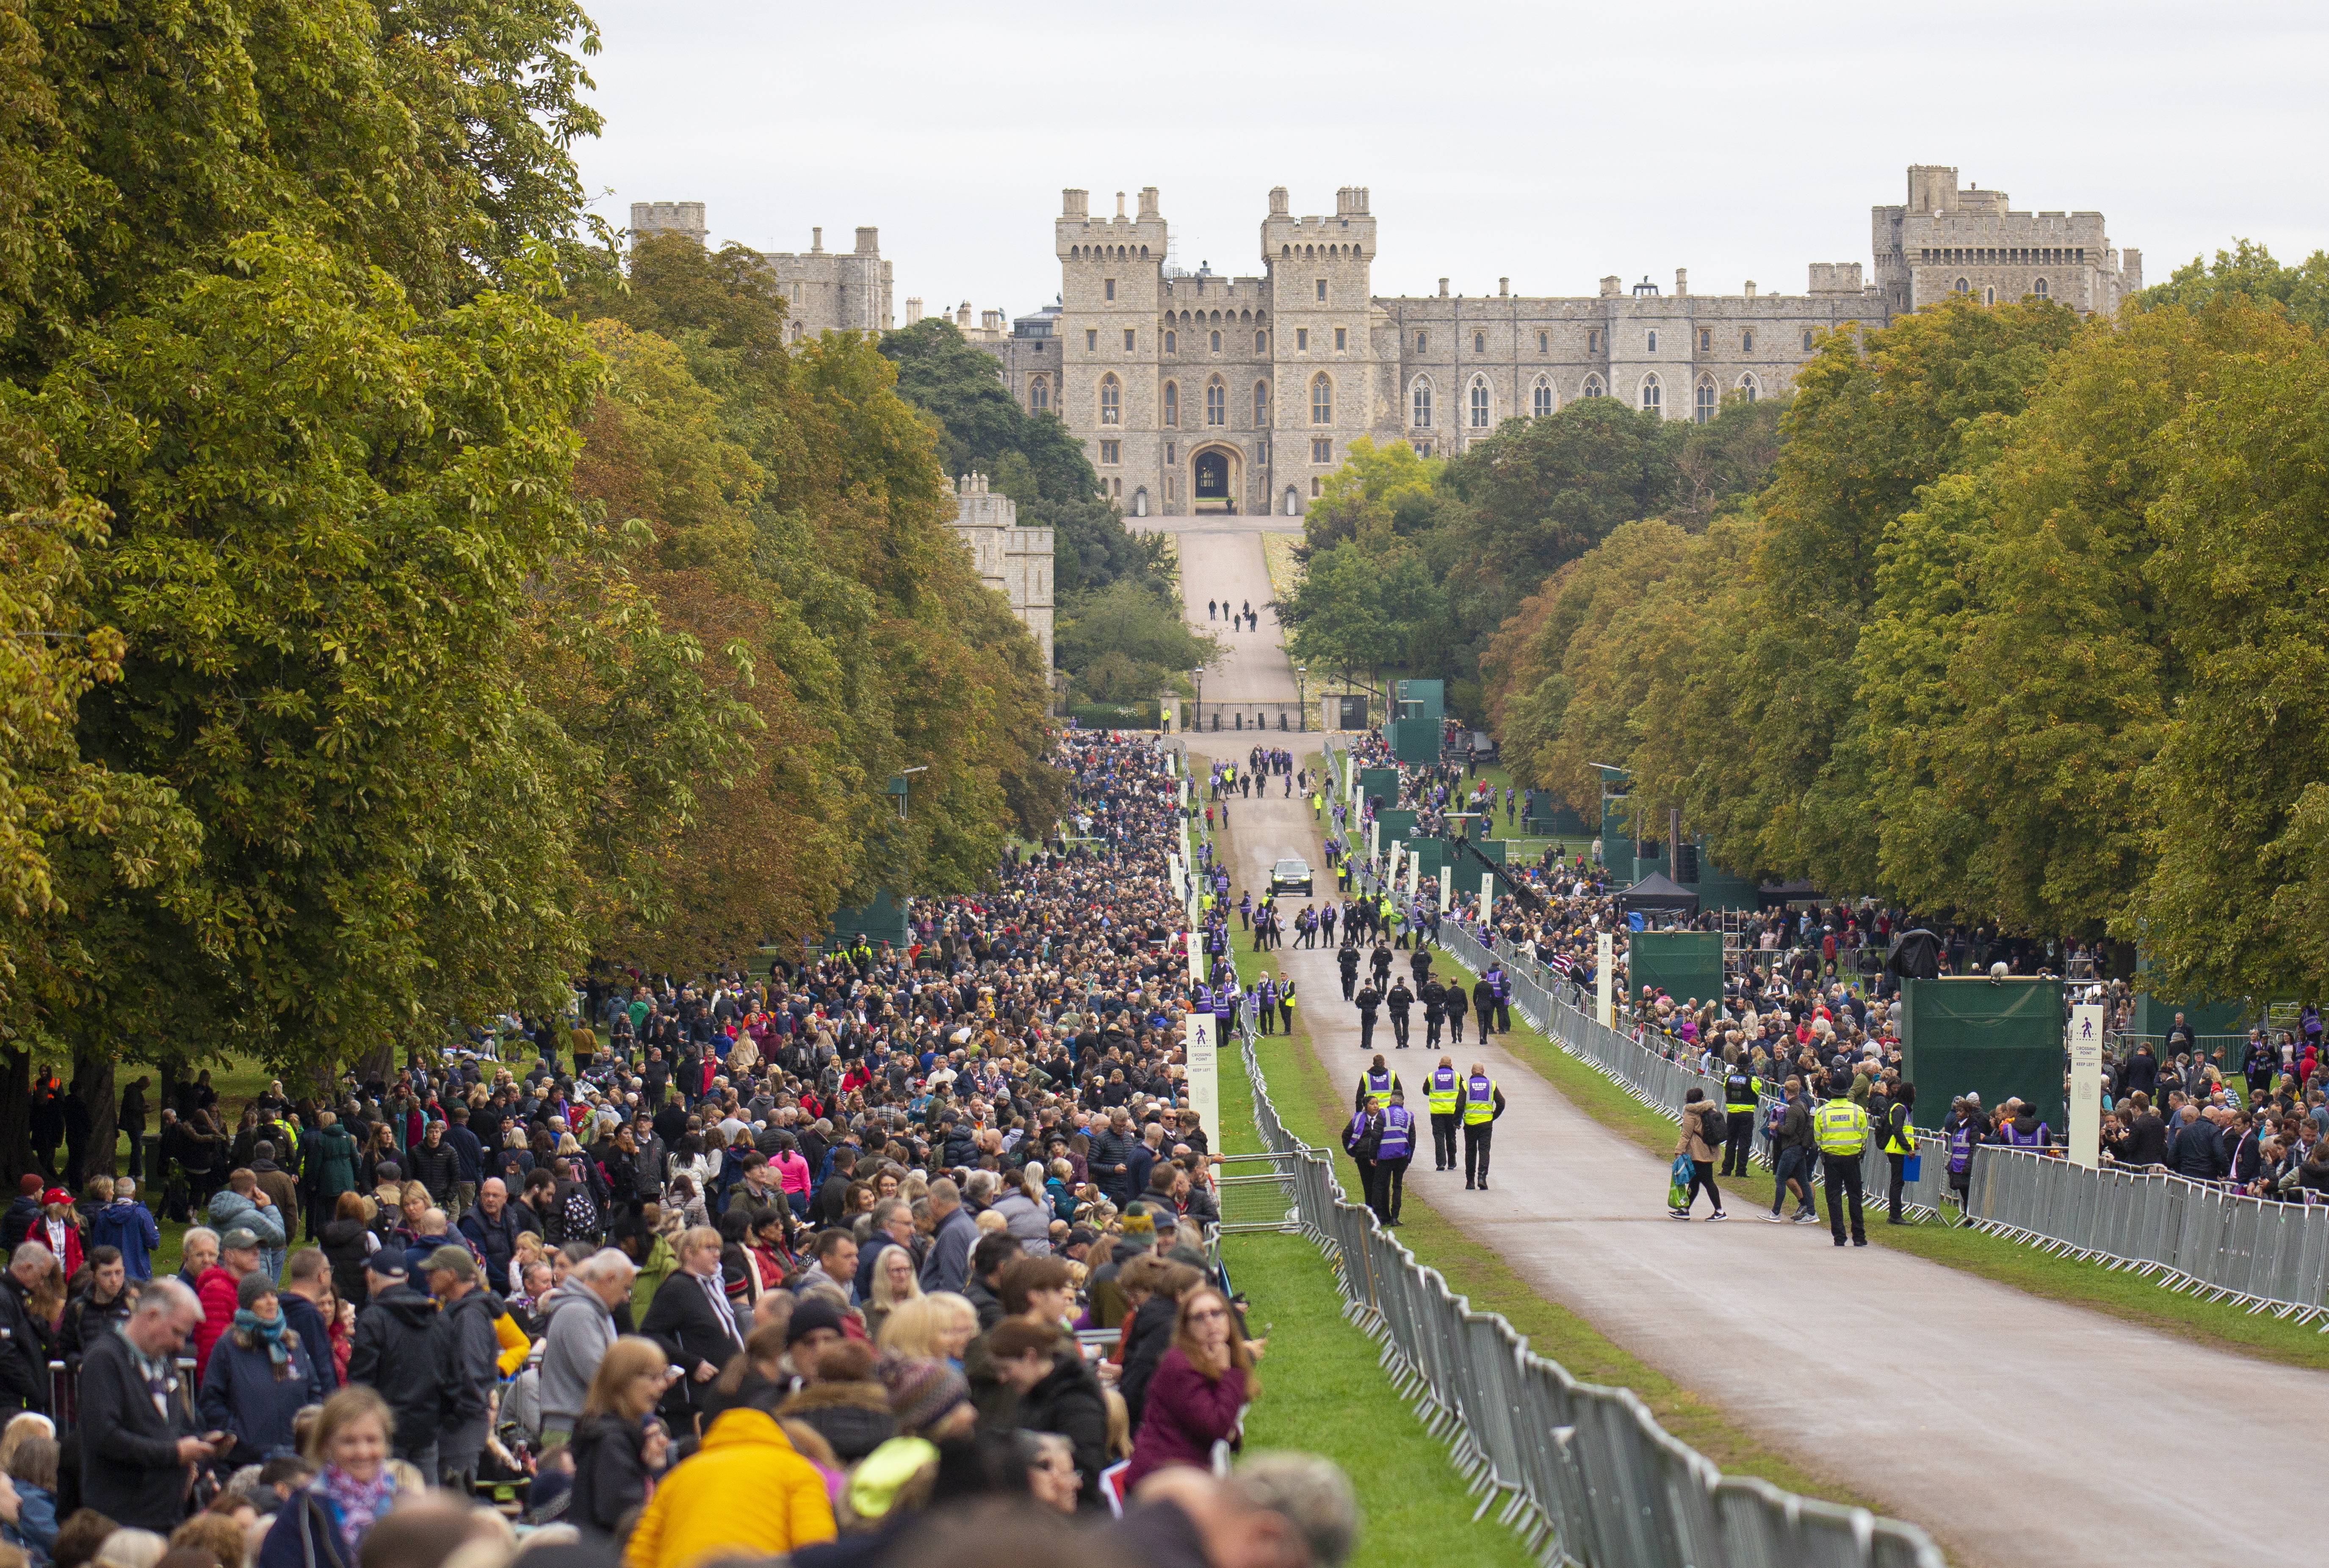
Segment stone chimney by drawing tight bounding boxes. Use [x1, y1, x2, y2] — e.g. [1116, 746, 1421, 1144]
[1599, 275, 1621, 298]
[1268, 186, 1289, 216]
[1138, 187, 1159, 218]
[1063, 189, 1089, 218]
[1674, 267, 1689, 296]
[811, 227, 824, 253]
[855, 226, 879, 255]
[1438, 278, 1449, 298]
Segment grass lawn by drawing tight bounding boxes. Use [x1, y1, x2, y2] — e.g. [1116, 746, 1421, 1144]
[1212, 982, 1538, 1568]
[1432, 956, 2329, 1377]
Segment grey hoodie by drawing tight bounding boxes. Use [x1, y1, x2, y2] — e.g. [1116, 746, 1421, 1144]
[537, 1275, 616, 1433]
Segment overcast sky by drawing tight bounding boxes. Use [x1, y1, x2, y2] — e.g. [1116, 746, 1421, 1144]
[574, 0, 2327, 322]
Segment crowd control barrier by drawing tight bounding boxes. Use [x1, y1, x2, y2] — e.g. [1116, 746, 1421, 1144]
[1229, 998, 1947, 1568]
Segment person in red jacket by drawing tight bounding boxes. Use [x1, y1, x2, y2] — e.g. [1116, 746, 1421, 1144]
[1123, 1284, 1256, 1490]
[193, 1225, 265, 1379]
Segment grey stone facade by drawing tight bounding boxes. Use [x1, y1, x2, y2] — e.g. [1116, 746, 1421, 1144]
[990, 168, 2135, 519]
[630, 204, 893, 338]
[947, 473, 1054, 669]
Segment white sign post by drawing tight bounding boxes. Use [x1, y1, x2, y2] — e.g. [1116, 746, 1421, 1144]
[1481, 885, 1494, 932]
[1187, 929, 1206, 985]
[1368, 817, 1380, 864]
[1388, 843, 1405, 890]
[2069, 1002, 2105, 1169]
[1184, 1010, 1218, 1165]
[1596, 931, 1615, 1029]
[1439, 870, 1452, 916]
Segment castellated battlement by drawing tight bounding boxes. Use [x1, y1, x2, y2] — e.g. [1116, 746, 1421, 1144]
[948, 473, 1053, 667]
[630, 201, 705, 242]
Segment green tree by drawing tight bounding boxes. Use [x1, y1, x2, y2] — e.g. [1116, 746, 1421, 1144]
[2123, 333, 2329, 1000]
[880, 316, 1169, 602]
[1054, 578, 1220, 705]
[1297, 436, 1441, 555]
[2137, 239, 2329, 334]
[1283, 543, 1441, 691]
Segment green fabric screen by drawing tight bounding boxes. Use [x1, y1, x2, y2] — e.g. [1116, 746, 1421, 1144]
[1900, 977, 2066, 1130]
[1629, 932, 1725, 1012]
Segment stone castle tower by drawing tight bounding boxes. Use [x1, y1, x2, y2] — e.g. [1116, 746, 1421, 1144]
[628, 203, 893, 338]
[948, 473, 1054, 669]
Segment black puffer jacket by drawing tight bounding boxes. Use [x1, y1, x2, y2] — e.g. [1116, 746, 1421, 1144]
[321, 1216, 377, 1309]
[1016, 1347, 1110, 1508]
[344, 1283, 448, 1444]
[1117, 1293, 1178, 1428]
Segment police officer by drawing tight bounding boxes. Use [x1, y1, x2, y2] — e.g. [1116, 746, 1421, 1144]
[1338, 943, 1360, 1001]
[1386, 978, 1414, 1049]
[1354, 978, 1383, 1052]
[1878, 1082, 1918, 1223]
[1425, 1055, 1462, 1172]
[1420, 976, 1447, 1049]
[1367, 1089, 1417, 1225]
[1472, 975, 1497, 1040]
[1369, 941, 1394, 990]
[1720, 1062, 1761, 1178]
[1814, 1074, 1871, 1247]
[1355, 1054, 1400, 1114]
[1460, 1062, 1506, 1191]
[1409, 946, 1433, 988]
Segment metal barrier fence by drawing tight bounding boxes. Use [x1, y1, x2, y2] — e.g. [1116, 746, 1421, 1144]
[1228, 998, 1947, 1568]
[1419, 904, 2329, 1325]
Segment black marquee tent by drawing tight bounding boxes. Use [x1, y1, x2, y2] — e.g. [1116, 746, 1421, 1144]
[1620, 871, 1699, 916]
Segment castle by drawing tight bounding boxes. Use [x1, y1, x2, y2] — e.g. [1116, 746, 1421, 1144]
[985, 168, 2141, 518]
[629, 165, 2139, 526]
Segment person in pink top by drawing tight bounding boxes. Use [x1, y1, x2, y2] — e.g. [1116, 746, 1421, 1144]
[1123, 1285, 1257, 1489]
[771, 1136, 813, 1218]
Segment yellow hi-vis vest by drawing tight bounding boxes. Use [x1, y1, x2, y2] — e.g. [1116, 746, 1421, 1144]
[1814, 1098, 1870, 1157]
[1426, 1067, 1460, 1115]
[1364, 1069, 1395, 1108]
[1463, 1075, 1497, 1126]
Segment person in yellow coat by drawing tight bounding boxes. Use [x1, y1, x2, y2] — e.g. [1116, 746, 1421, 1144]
[622, 1406, 836, 1568]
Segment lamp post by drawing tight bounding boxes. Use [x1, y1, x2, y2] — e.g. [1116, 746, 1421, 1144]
[1191, 667, 1204, 733]
[1295, 664, 1307, 733]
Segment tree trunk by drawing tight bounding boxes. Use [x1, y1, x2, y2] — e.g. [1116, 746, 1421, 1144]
[74, 1046, 119, 1178]
[0, 1049, 29, 1179]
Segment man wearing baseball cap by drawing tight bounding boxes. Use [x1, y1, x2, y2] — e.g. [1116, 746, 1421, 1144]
[346, 1252, 449, 1476]
[192, 1226, 264, 1379]
[426, 1245, 500, 1492]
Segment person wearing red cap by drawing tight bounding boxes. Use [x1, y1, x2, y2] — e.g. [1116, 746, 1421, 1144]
[28, 1190, 83, 1279]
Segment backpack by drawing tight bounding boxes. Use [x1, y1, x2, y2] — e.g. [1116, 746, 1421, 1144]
[1762, 1098, 1788, 1142]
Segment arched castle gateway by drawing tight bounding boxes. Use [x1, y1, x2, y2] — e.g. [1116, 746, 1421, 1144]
[991, 169, 2140, 518]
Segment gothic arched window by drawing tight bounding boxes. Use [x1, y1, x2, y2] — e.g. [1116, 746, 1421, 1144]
[1099, 374, 1120, 425]
[1311, 375, 1332, 425]
[1206, 379, 1225, 426]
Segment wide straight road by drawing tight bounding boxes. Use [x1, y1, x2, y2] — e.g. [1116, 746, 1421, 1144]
[1177, 527, 2329, 1568]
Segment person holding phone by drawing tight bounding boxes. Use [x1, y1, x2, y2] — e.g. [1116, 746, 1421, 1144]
[77, 1278, 223, 1531]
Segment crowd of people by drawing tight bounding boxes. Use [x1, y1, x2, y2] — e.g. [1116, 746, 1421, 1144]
[0, 731, 1364, 1568]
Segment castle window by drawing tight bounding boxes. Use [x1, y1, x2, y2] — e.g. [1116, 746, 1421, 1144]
[1030, 377, 1049, 412]
[1695, 378, 1716, 424]
[1256, 330, 1267, 352]
[1099, 374, 1120, 425]
[1802, 330, 1814, 351]
[1699, 329, 1711, 352]
[1296, 328, 1308, 352]
[1737, 372, 1759, 402]
[1124, 329, 1136, 351]
[1311, 478, 1322, 498]
[1165, 330, 1177, 354]
[2033, 277, 2050, 298]
[1741, 329, 1754, 352]
[1473, 331, 1485, 353]
[1532, 377, 1552, 418]
[1211, 330, 1223, 353]
[1166, 476, 1178, 502]
[1984, 286, 1996, 306]
[1646, 329, 1659, 353]
[1538, 331, 1549, 353]
[1311, 375, 1333, 424]
[1411, 380, 1432, 428]
[1469, 376, 1490, 429]
[1588, 329, 1599, 353]
[1640, 374, 1661, 414]
[1335, 327, 1347, 351]
[1582, 374, 1604, 398]
[1112, 477, 1121, 495]
[1953, 277, 1970, 294]
[1206, 379, 1225, 426]
[1315, 279, 1327, 301]
[1087, 329, 1098, 351]
[1412, 441, 1432, 458]
[1166, 442, 1176, 464]
[1312, 438, 1333, 464]
[1105, 278, 1116, 301]
[1163, 382, 1178, 427]
[1415, 331, 1427, 353]
[1099, 440, 1120, 464]
[1254, 382, 1269, 425]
